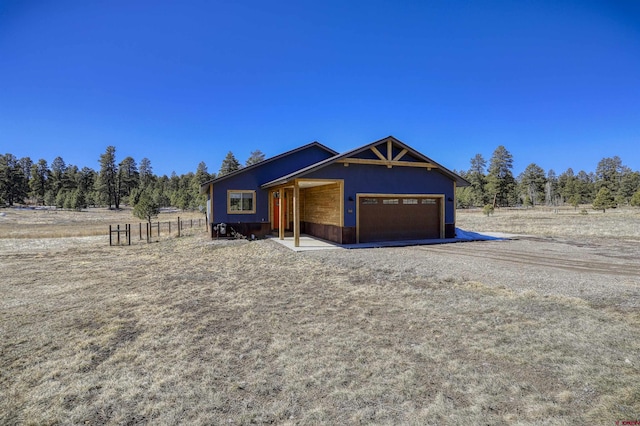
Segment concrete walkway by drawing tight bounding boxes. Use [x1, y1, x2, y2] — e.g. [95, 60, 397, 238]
[270, 229, 514, 252]
[268, 235, 345, 252]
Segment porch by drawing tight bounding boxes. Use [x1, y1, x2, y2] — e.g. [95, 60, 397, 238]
[269, 228, 509, 252]
[268, 178, 344, 247]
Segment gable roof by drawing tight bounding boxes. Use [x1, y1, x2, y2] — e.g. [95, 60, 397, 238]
[199, 141, 338, 192]
[261, 136, 470, 188]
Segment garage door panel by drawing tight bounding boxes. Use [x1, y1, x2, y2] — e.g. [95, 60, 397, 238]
[359, 196, 440, 243]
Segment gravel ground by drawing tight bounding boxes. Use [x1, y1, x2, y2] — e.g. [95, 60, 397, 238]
[302, 236, 640, 311]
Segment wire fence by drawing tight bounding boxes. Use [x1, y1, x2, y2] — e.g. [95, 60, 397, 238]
[109, 217, 206, 246]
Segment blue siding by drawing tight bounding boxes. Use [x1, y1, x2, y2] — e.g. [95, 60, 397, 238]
[303, 163, 456, 227]
[212, 145, 335, 224]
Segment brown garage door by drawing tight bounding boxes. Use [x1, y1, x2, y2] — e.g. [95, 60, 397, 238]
[358, 196, 441, 243]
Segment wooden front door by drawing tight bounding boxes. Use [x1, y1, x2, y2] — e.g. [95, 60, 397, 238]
[273, 192, 287, 229]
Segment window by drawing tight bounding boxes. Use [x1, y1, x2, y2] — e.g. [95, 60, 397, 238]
[227, 190, 256, 214]
[383, 198, 399, 204]
[403, 198, 418, 205]
[422, 198, 437, 205]
[361, 198, 378, 205]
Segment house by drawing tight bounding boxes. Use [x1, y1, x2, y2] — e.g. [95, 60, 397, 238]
[200, 136, 469, 246]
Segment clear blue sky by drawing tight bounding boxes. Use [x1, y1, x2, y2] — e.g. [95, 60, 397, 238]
[1, 0, 639, 177]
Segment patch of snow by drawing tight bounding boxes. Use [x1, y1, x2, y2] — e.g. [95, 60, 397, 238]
[455, 228, 509, 241]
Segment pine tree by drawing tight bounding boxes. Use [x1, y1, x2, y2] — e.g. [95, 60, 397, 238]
[152, 175, 171, 207]
[78, 167, 98, 207]
[558, 168, 576, 204]
[118, 157, 139, 204]
[63, 165, 79, 191]
[195, 161, 211, 184]
[545, 169, 558, 206]
[455, 185, 473, 209]
[0, 154, 28, 206]
[55, 190, 67, 209]
[595, 156, 623, 193]
[78, 167, 96, 193]
[172, 173, 195, 210]
[467, 154, 487, 207]
[518, 163, 546, 206]
[193, 162, 211, 211]
[133, 191, 159, 224]
[618, 169, 640, 205]
[18, 157, 32, 193]
[576, 170, 595, 204]
[218, 151, 241, 176]
[50, 156, 67, 196]
[98, 146, 119, 209]
[245, 150, 266, 166]
[139, 158, 153, 190]
[568, 194, 581, 210]
[592, 187, 616, 212]
[486, 145, 517, 207]
[29, 159, 49, 205]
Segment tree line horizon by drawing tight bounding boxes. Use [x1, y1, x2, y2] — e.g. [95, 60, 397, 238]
[0, 148, 263, 214]
[453, 145, 640, 212]
[1, 145, 639, 213]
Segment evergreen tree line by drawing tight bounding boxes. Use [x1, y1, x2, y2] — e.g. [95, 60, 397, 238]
[0, 147, 265, 211]
[455, 145, 640, 211]
[2, 144, 638, 212]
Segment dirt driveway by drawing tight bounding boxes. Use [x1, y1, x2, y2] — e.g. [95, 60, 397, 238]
[305, 236, 640, 311]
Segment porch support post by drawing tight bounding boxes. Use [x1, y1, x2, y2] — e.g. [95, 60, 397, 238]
[293, 181, 300, 247]
[278, 188, 285, 240]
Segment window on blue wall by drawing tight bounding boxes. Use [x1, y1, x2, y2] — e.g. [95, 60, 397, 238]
[227, 190, 256, 214]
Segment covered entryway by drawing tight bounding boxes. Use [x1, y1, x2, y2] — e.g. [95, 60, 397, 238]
[269, 179, 344, 247]
[357, 195, 444, 243]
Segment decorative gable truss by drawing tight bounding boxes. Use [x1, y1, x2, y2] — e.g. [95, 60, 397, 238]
[337, 138, 438, 170]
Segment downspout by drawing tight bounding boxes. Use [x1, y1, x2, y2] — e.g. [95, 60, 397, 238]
[209, 183, 214, 238]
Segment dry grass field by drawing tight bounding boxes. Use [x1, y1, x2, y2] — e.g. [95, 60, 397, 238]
[1, 207, 639, 424]
[456, 205, 640, 240]
[0, 207, 204, 239]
